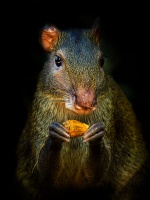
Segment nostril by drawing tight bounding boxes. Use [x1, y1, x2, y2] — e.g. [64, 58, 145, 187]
[91, 98, 97, 107]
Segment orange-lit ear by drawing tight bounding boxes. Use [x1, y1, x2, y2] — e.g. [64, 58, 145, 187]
[40, 26, 60, 52]
[90, 17, 101, 47]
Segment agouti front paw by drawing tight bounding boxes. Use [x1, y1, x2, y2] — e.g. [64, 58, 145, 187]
[83, 122, 105, 143]
[49, 122, 70, 142]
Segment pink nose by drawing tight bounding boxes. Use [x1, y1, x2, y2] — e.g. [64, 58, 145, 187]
[75, 89, 97, 110]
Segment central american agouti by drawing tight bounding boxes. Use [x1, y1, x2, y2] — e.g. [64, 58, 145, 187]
[14, 18, 150, 200]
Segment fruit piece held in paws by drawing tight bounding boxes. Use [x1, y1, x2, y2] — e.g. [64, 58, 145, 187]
[63, 120, 89, 137]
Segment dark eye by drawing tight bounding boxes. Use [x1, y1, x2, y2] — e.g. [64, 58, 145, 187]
[55, 55, 62, 67]
[100, 57, 105, 67]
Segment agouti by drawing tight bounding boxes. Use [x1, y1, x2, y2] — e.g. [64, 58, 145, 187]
[14, 18, 150, 200]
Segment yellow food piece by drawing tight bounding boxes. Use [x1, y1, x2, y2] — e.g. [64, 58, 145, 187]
[63, 120, 89, 138]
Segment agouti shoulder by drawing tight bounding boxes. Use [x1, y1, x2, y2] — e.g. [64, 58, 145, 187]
[14, 18, 150, 200]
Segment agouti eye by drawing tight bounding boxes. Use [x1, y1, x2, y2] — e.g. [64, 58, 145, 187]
[100, 57, 105, 67]
[55, 55, 62, 67]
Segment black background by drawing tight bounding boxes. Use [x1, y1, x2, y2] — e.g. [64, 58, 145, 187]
[2, 0, 150, 197]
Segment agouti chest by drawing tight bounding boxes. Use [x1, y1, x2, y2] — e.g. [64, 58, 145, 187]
[54, 137, 90, 188]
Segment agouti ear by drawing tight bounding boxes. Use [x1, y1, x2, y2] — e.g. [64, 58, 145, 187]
[40, 26, 60, 52]
[90, 17, 101, 47]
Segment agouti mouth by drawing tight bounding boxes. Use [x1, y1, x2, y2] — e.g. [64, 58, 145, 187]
[65, 94, 96, 115]
[67, 105, 96, 115]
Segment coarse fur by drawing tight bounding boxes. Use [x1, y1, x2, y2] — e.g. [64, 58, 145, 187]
[14, 19, 150, 200]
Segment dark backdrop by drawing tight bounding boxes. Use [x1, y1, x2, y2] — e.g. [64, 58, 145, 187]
[2, 0, 149, 197]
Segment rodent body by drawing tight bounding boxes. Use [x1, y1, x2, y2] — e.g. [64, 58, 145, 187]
[14, 19, 150, 200]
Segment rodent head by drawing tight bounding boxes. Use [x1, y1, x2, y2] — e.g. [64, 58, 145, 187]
[39, 19, 106, 115]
